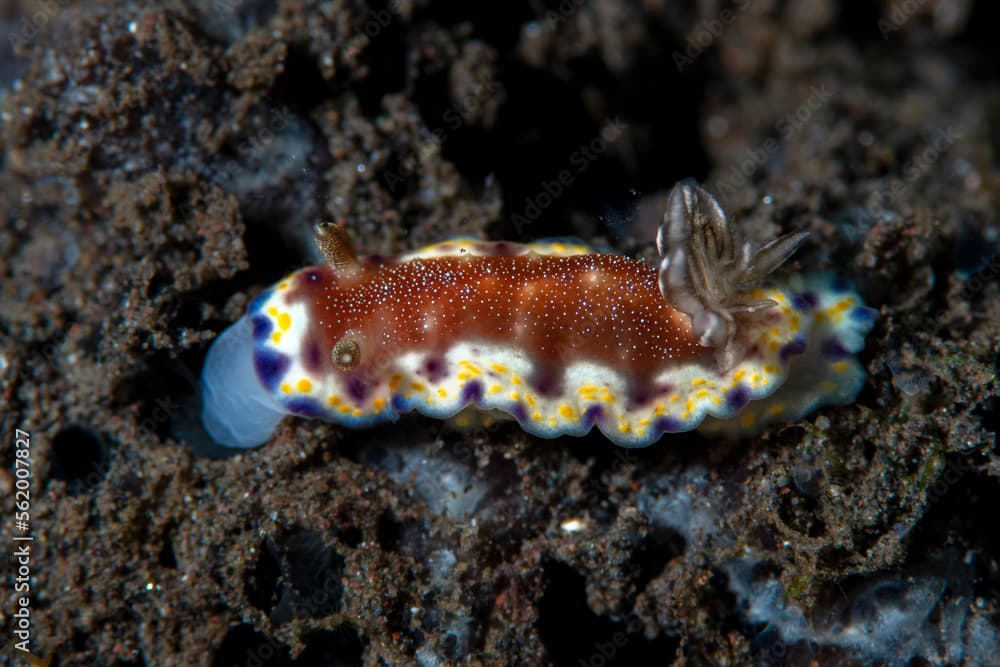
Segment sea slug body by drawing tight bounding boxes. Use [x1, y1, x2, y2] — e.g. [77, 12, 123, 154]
[200, 181, 877, 448]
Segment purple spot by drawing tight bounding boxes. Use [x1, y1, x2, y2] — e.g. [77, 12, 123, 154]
[254, 349, 290, 391]
[582, 405, 604, 426]
[488, 241, 519, 257]
[726, 384, 751, 411]
[347, 376, 369, 403]
[801, 291, 819, 308]
[821, 337, 851, 359]
[531, 368, 562, 397]
[509, 403, 528, 423]
[391, 393, 408, 411]
[627, 386, 652, 409]
[248, 289, 273, 313]
[460, 381, 484, 404]
[251, 315, 272, 340]
[790, 293, 812, 312]
[303, 340, 324, 374]
[850, 306, 877, 325]
[422, 357, 448, 383]
[654, 416, 683, 433]
[287, 397, 323, 418]
[780, 335, 808, 361]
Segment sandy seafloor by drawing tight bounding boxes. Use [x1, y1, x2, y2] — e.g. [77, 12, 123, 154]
[1, 1, 999, 665]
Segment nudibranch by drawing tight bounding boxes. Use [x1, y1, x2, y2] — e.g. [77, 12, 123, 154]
[201, 181, 876, 448]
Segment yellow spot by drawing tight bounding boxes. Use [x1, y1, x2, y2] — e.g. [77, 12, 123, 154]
[639, 419, 650, 426]
[411, 382, 426, 392]
[618, 422, 630, 433]
[297, 378, 312, 393]
[389, 374, 402, 392]
[490, 363, 508, 374]
[767, 403, 786, 416]
[549, 417, 558, 427]
[532, 411, 542, 421]
[489, 384, 501, 394]
[579, 385, 597, 395]
[339, 405, 351, 414]
[711, 397, 722, 404]
[459, 360, 481, 375]
[373, 398, 387, 410]
[272, 332, 282, 344]
[654, 404, 665, 416]
[512, 376, 523, 385]
[277, 313, 291, 331]
[670, 395, 680, 403]
[692, 378, 706, 386]
[769, 340, 781, 351]
[267, 306, 278, 316]
[328, 396, 341, 406]
[790, 315, 800, 331]
[526, 394, 537, 408]
[457, 372, 473, 381]
[680, 412, 689, 419]
[686, 399, 695, 413]
[278, 282, 289, 290]
[559, 405, 576, 419]
[764, 365, 779, 375]
[510, 391, 520, 401]
[438, 388, 447, 398]
[831, 361, 849, 373]
[696, 390, 708, 398]
[740, 412, 756, 428]
[352, 408, 363, 417]
[280, 382, 291, 394]
[815, 312, 827, 323]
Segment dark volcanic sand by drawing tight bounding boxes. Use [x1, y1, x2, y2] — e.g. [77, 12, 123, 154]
[1, 1, 998, 665]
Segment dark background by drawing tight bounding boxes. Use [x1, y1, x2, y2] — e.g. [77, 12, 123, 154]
[1, 1, 998, 665]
